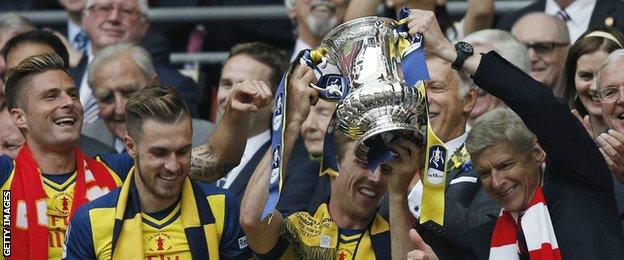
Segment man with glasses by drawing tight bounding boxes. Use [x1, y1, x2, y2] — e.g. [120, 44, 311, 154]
[512, 12, 569, 92]
[75, 0, 200, 122]
[596, 49, 624, 184]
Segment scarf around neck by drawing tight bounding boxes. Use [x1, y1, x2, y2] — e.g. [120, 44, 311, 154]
[489, 186, 561, 260]
[10, 144, 117, 260]
[111, 168, 218, 259]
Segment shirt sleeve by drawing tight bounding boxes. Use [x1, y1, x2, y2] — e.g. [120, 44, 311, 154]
[63, 206, 96, 259]
[219, 190, 251, 259]
[97, 153, 133, 182]
[0, 155, 13, 188]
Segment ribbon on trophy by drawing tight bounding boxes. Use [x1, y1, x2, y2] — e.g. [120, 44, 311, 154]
[397, 7, 448, 228]
[262, 49, 348, 220]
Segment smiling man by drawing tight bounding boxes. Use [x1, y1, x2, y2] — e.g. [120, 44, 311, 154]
[1, 53, 125, 260]
[81, 43, 214, 153]
[64, 87, 252, 259]
[1, 52, 269, 259]
[405, 9, 624, 259]
[511, 12, 569, 92]
[240, 65, 421, 260]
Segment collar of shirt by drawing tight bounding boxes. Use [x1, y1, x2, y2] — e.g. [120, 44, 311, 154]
[68, 20, 92, 54]
[445, 131, 468, 162]
[68, 19, 81, 44]
[290, 38, 312, 61]
[545, 0, 596, 42]
[221, 130, 271, 188]
[114, 138, 125, 154]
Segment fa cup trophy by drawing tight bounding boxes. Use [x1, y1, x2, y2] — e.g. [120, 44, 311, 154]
[318, 16, 428, 161]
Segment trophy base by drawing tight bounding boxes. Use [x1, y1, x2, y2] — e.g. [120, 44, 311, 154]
[355, 122, 425, 163]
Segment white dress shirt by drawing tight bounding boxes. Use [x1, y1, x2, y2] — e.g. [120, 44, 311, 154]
[407, 131, 475, 218]
[290, 38, 312, 61]
[545, 0, 596, 43]
[219, 130, 271, 189]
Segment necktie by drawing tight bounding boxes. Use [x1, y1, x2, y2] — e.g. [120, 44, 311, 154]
[556, 10, 571, 22]
[82, 97, 99, 124]
[73, 30, 88, 53]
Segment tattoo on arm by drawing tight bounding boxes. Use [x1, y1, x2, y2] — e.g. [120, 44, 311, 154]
[189, 144, 238, 182]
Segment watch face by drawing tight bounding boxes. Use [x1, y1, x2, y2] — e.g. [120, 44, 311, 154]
[457, 41, 474, 54]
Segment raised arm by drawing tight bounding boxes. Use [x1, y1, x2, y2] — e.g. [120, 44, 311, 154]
[189, 80, 273, 182]
[239, 65, 318, 254]
[406, 9, 612, 190]
[344, 0, 436, 21]
[384, 138, 421, 259]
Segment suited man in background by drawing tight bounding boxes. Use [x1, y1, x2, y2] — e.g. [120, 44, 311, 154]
[497, 0, 624, 43]
[214, 42, 318, 214]
[401, 55, 498, 258]
[82, 43, 214, 153]
[73, 0, 200, 122]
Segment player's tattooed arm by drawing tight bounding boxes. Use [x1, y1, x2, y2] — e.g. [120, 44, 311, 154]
[189, 143, 238, 182]
[188, 80, 273, 183]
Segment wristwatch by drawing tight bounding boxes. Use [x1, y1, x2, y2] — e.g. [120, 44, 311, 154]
[451, 41, 474, 71]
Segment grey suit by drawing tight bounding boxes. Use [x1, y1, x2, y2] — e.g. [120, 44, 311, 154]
[81, 118, 215, 152]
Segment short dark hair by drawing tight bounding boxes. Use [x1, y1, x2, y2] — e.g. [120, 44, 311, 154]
[125, 86, 191, 140]
[2, 30, 70, 69]
[227, 42, 288, 91]
[559, 27, 624, 115]
[5, 53, 69, 110]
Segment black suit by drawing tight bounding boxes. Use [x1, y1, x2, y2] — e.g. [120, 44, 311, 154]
[462, 52, 624, 259]
[70, 55, 200, 117]
[373, 146, 498, 259]
[418, 160, 496, 259]
[496, 0, 624, 33]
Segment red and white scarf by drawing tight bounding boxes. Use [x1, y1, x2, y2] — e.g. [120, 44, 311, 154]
[489, 186, 561, 260]
[10, 144, 118, 260]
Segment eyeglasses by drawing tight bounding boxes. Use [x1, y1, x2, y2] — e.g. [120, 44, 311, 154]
[524, 41, 569, 54]
[598, 86, 624, 103]
[87, 3, 144, 19]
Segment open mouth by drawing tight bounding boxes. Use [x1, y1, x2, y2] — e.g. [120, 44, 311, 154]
[310, 1, 336, 13]
[54, 116, 76, 126]
[358, 187, 378, 199]
[158, 174, 179, 182]
[497, 184, 517, 198]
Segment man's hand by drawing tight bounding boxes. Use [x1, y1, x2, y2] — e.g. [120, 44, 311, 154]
[286, 65, 318, 128]
[406, 229, 438, 260]
[405, 9, 454, 61]
[383, 136, 422, 195]
[228, 79, 273, 114]
[597, 129, 624, 184]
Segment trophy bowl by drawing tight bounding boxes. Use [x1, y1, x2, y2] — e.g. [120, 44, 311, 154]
[320, 16, 427, 161]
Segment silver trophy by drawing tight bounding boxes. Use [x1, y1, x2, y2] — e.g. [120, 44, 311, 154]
[320, 16, 428, 161]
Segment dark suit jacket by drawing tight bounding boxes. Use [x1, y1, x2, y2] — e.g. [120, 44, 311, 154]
[462, 52, 624, 259]
[70, 55, 200, 117]
[373, 147, 498, 259]
[417, 160, 493, 260]
[496, 0, 624, 33]
[227, 135, 320, 216]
